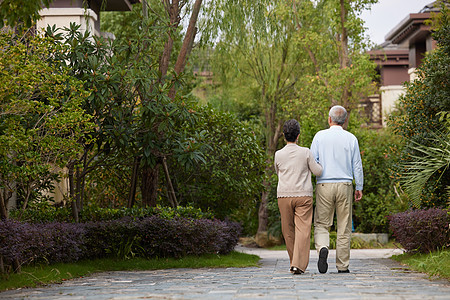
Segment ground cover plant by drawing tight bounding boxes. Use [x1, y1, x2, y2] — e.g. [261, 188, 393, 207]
[391, 248, 450, 280]
[0, 251, 260, 291]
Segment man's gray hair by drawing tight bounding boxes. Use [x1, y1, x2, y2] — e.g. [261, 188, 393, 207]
[329, 105, 347, 125]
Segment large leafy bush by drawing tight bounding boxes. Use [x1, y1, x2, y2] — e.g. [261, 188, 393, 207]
[353, 129, 408, 232]
[388, 7, 450, 208]
[0, 30, 93, 218]
[171, 106, 266, 220]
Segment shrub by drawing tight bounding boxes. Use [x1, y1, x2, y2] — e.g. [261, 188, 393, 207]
[354, 190, 409, 233]
[388, 208, 449, 253]
[137, 217, 241, 258]
[0, 220, 85, 271]
[9, 204, 213, 223]
[352, 128, 407, 232]
[0, 216, 241, 273]
[388, 7, 450, 207]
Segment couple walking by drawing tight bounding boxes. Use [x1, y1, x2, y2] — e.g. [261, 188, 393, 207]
[274, 105, 363, 275]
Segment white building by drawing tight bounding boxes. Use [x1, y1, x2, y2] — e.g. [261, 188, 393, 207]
[37, 0, 138, 37]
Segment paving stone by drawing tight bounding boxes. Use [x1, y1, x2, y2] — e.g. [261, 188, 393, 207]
[1, 247, 449, 299]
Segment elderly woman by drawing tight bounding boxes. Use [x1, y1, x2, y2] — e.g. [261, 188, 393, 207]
[274, 119, 323, 274]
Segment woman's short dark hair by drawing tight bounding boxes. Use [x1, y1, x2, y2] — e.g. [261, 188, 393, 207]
[283, 119, 300, 142]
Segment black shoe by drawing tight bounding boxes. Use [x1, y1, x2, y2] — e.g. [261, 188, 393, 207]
[318, 247, 328, 274]
[338, 269, 350, 273]
[291, 267, 304, 275]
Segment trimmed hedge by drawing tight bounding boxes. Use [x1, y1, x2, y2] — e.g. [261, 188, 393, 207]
[388, 208, 449, 253]
[9, 204, 213, 223]
[0, 216, 241, 273]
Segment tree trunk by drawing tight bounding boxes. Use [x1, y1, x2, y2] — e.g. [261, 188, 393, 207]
[257, 177, 271, 232]
[68, 163, 79, 222]
[0, 190, 7, 220]
[257, 95, 282, 233]
[0, 255, 4, 274]
[141, 164, 159, 207]
[162, 156, 178, 208]
[127, 156, 140, 208]
[159, 0, 180, 78]
[168, 0, 202, 99]
[339, 0, 350, 107]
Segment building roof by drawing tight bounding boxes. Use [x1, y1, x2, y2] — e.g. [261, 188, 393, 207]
[101, 0, 140, 11]
[384, 1, 448, 45]
[367, 49, 409, 66]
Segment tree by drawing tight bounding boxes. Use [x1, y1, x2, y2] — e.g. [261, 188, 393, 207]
[0, 0, 52, 28]
[389, 5, 450, 208]
[170, 105, 266, 220]
[201, 0, 377, 233]
[0, 31, 93, 219]
[103, 0, 204, 207]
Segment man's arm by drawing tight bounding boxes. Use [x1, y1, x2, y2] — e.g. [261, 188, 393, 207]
[355, 190, 363, 202]
[352, 139, 364, 200]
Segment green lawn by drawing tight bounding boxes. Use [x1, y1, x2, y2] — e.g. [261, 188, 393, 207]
[391, 249, 450, 280]
[0, 251, 260, 292]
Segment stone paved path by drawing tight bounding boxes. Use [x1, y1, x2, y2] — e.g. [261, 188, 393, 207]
[1, 246, 449, 299]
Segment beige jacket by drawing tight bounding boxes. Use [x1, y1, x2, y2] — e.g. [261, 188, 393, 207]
[274, 144, 323, 198]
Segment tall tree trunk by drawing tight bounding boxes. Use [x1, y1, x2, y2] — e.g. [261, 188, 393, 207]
[159, 0, 180, 78]
[141, 164, 159, 207]
[68, 163, 79, 222]
[258, 97, 282, 233]
[0, 190, 8, 220]
[162, 156, 178, 208]
[257, 176, 270, 232]
[339, 0, 350, 107]
[169, 0, 202, 99]
[127, 156, 140, 208]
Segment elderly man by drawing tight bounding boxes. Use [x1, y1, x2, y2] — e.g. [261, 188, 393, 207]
[310, 105, 363, 274]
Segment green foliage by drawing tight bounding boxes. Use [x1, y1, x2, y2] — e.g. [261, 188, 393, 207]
[391, 248, 450, 280]
[0, 31, 93, 213]
[200, 0, 378, 233]
[388, 6, 450, 208]
[9, 203, 213, 223]
[352, 128, 408, 232]
[44, 11, 203, 209]
[171, 105, 266, 221]
[0, 0, 52, 28]
[400, 135, 450, 208]
[354, 190, 408, 233]
[357, 129, 403, 195]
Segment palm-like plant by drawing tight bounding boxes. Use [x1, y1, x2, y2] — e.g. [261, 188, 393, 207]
[400, 127, 450, 208]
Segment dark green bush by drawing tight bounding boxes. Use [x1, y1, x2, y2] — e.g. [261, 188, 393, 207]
[9, 203, 213, 223]
[354, 190, 409, 233]
[353, 128, 407, 232]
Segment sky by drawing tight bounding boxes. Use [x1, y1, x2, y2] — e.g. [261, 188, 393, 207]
[360, 0, 435, 45]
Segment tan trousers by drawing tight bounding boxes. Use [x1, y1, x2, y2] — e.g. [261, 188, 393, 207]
[278, 196, 313, 272]
[314, 182, 353, 271]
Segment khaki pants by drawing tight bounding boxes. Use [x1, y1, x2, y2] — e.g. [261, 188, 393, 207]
[314, 182, 353, 271]
[278, 196, 313, 272]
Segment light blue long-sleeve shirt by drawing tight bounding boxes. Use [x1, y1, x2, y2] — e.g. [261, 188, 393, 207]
[310, 125, 364, 191]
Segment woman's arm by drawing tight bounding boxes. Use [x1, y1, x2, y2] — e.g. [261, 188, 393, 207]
[307, 149, 323, 176]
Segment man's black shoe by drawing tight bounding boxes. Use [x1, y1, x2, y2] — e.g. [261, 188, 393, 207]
[291, 267, 304, 275]
[338, 269, 350, 273]
[318, 247, 328, 274]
